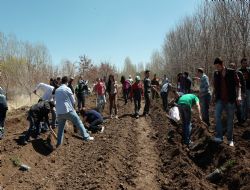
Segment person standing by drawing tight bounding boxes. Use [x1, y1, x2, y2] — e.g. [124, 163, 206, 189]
[106, 74, 118, 119]
[239, 58, 250, 121]
[75, 78, 88, 112]
[143, 70, 152, 116]
[213, 58, 241, 147]
[94, 78, 106, 113]
[68, 77, 75, 94]
[160, 78, 170, 112]
[55, 76, 93, 147]
[120, 76, 131, 104]
[194, 68, 211, 126]
[130, 76, 143, 118]
[183, 72, 192, 94]
[0, 88, 8, 139]
[229, 63, 246, 124]
[151, 74, 160, 100]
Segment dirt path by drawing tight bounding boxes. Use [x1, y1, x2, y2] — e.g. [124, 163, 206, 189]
[133, 115, 160, 190]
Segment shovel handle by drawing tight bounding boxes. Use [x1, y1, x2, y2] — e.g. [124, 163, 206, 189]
[48, 125, 58, 139]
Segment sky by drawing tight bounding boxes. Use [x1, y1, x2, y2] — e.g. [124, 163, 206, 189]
[0, 0, 201, 70]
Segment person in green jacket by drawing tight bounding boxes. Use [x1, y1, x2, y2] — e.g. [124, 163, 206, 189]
[173, 90, 202, 145]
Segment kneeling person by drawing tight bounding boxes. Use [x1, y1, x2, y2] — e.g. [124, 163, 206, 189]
[80, 108, 104, 133]
[22, 100, 55, 144]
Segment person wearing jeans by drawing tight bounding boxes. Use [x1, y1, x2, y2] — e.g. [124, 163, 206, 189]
[55, 76, 93, 147]
[213, 58, 240, 147]
[194, 68, 211, 126]
[239, 58, 250, 121]
[175, 92, 202, 145]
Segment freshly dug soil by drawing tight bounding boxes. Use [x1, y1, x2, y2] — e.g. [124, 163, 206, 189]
[0, 95, 249, 190]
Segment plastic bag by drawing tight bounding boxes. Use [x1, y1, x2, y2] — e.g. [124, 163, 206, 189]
[169, 106, 180, 122]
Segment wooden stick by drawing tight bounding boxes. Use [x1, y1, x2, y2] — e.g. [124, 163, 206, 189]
[48, 125, 57, 139]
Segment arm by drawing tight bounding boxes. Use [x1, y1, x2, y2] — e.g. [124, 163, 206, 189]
[195, 102, 202, 121]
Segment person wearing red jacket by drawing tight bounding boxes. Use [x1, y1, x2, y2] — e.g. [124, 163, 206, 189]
[130, 76, 144, 118]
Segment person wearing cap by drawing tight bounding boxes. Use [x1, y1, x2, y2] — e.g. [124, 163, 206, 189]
[0, 87, 8, 139]
[130, 76, 143, 118]
[172, 90, 202, 146]
[128, 75, 133, 84]
[21, 100, 55, 145]
[194, 68, 211, 126]
[212, 57, 241, 147]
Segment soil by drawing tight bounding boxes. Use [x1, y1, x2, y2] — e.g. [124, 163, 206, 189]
[0, 95, 249, 190]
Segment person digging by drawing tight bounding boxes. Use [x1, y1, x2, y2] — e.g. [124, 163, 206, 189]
[21, 100, 55, 145]
[80, 108, 105, 133]
[172, 90, 203, 146]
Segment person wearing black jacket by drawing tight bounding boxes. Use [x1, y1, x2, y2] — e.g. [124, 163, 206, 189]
[22, 100, 55, 144]
[213, 58, 241, 147]
[0, 88, 8, 139]
[239, 58, 250, 120]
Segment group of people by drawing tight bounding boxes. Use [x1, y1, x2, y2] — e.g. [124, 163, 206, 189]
[0, 57, 249, 150]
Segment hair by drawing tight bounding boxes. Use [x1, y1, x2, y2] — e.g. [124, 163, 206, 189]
[120, 75, 125, 84]
[214, 57, 223, 65]
[61, 76, 68, 84]
[241, 57, 247, 64]
[145, 70, 150, 74]
[107, 74, 114, 93]
[79, 107, 87, 116]
[197, 68, 204, 74]
[184, 72, 189, 77]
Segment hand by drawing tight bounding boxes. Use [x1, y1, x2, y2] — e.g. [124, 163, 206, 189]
[33, 90, 37, 94]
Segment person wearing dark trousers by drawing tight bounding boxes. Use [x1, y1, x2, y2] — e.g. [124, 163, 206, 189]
[160, 79, 170, 112]
[183, 72, 192, 94]
[120, 76, 131, 104]
[193, 68, 211, 127]
[80, 108, 104, 133]
[75, 79, 88, 112]
[22, 100, 55, 144]
[143, 70, 152, 116]
[0, 89, 8, 140]
[130, 76, 143, 118]
[239, 58, 250, 121]
[151, 74, 160, 100]
[173, 91, 202, 146]
[229, 63, 246, 124]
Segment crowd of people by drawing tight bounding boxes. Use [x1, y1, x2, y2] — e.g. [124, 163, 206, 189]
[0, 57, 249, 149]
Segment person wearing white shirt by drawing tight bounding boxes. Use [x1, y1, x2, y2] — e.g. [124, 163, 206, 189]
[33, 83, 54, 101]
[55, 76, 93, 147]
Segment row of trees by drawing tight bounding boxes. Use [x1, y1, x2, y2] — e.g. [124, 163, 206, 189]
[0, 33, 118, 100]
[163, 0, 250, 80]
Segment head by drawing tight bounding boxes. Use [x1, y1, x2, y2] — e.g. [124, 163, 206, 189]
[135, 75, 140, 83]
[214, 57, 224, 71]
[56, 77, 61, 84]
[163, 74, 167, 79]
[109, 74, 115, 82]
[145, 70, 150, 78]
[183, 72, 189, 78]
[48, 101, 55, 110]
[171, 90, 182, 100]
[96, 77, 100, 83]
[241, 58, 248, 68]
[61, 76, 69, 84]
[129, 75, 132, 79]
[197, 68, 204, 78]
[120, 75, 125, 83]
[79, 107, 87, 117]
[69, 77, 74, 83]
[229, 63, 237, 70]
[49, 78, 54, 85]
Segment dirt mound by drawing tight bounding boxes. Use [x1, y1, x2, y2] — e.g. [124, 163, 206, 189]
[0, 96, 250, 189]
[151, 102, 250, 190]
